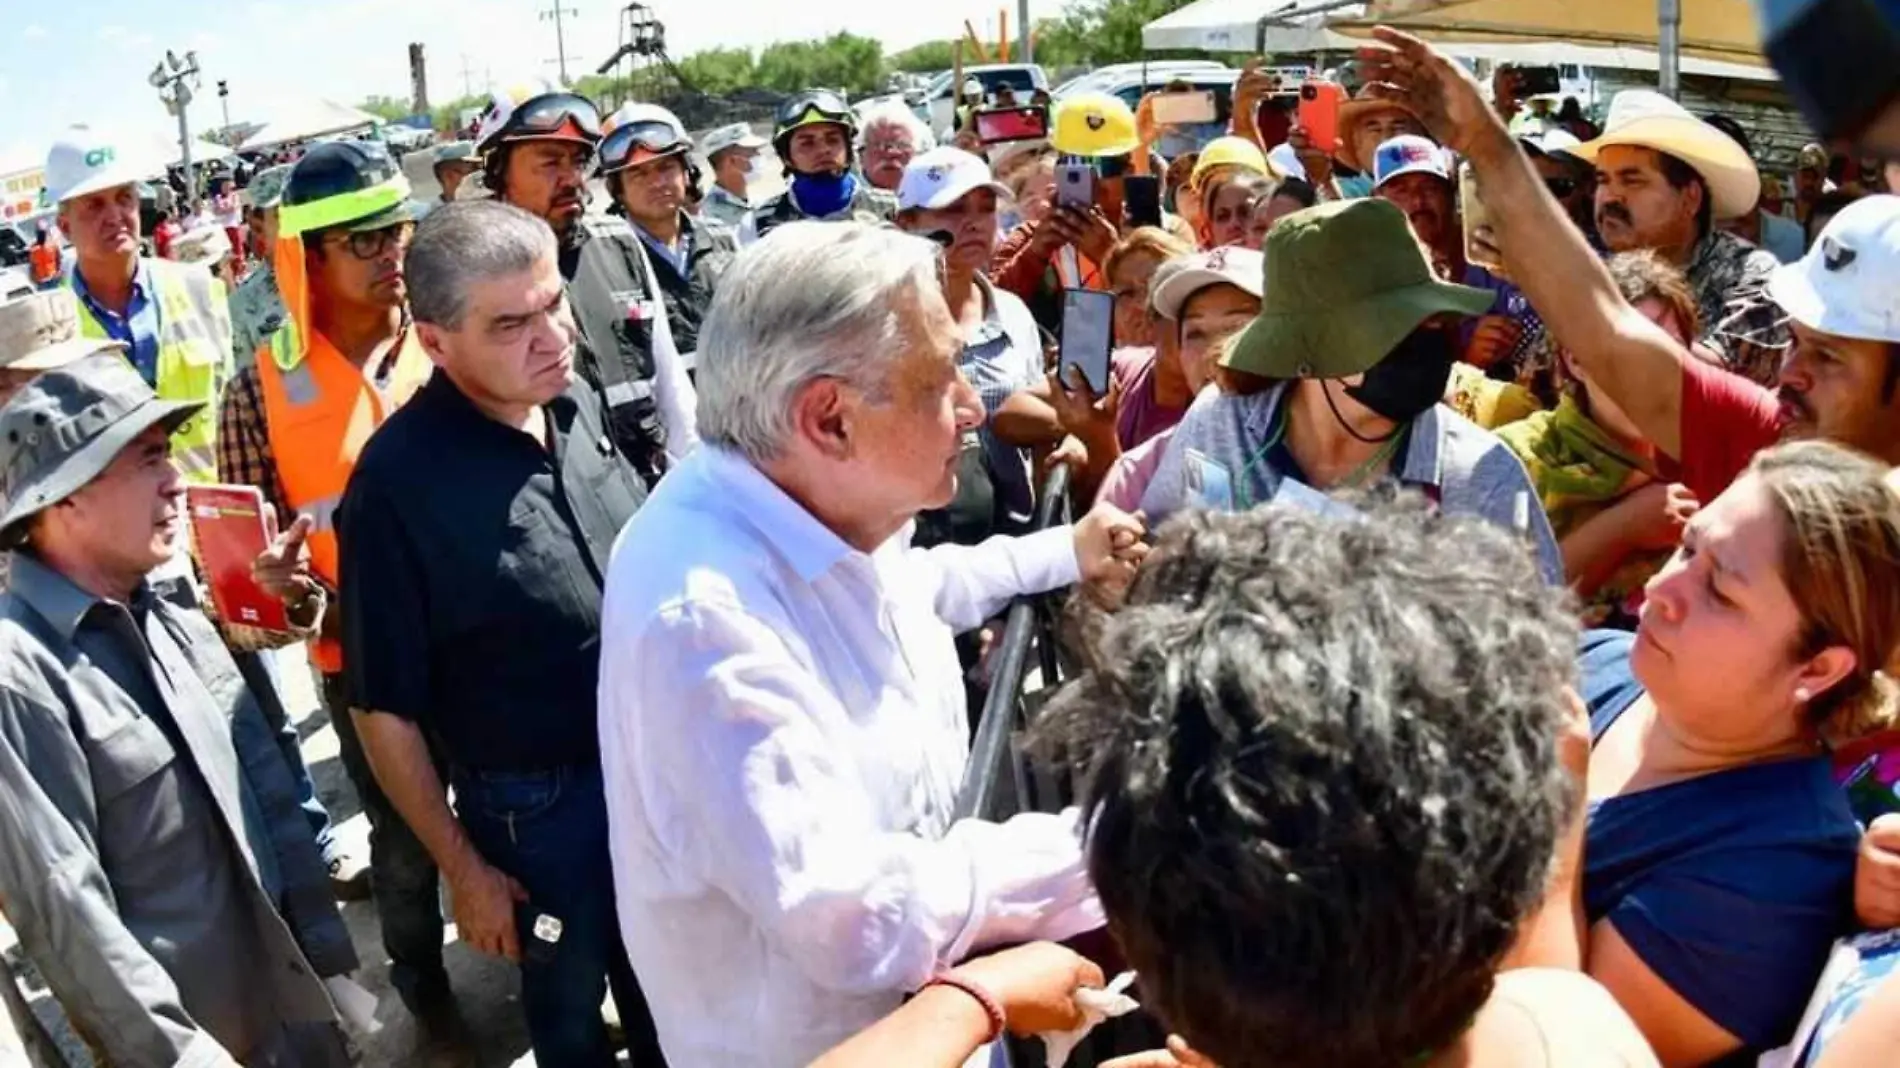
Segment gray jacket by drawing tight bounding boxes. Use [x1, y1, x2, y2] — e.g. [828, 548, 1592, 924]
[1141, 384, 1563, 584]
[0, 553, 353, 1068]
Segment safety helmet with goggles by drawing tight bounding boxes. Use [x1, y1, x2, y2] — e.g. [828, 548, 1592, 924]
[599, 103, 691, 176]
[773, 90, 856, 166]
[475, 86, 603, 155]
[279, 140, 415, 239]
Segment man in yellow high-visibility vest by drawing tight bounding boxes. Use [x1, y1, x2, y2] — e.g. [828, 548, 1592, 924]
[48, 126, 231, 482]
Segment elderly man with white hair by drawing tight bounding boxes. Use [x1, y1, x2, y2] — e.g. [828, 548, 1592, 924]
[857, 101, 936, 193]
[598, 221, 1144, 1067]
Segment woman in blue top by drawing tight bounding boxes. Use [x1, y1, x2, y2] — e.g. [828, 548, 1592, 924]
[1579, 441, 1900, 1065]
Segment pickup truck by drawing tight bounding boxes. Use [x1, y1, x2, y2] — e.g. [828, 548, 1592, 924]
[913, 64, 1050, 138]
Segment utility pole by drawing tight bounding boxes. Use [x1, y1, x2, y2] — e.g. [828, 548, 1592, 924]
[540, 1, 579, 85]
[1018, 0, 1032, 63]
[460, 53, 476, 97]
[150, 50, 202, 193]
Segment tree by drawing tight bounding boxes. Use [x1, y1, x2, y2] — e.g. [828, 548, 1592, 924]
[359, 95, 414, 123]
[889, 39, 957, 74]
[675, 47, 758, 96]
[1037, 0, 1205, 68]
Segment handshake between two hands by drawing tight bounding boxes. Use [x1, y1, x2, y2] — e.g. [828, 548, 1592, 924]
[1073, 504, 1150, 610]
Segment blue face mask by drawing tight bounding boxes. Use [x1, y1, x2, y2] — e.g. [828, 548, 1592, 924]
[791, 171, 857, 218]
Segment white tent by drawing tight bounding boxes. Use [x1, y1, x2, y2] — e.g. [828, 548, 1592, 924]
[240, 99, 382, 151]
[1437, 41, 1775, 82]
[152, 134, 236, 169]
[1335, 0, 1763, 64]
[1143, 0, 1368, 53]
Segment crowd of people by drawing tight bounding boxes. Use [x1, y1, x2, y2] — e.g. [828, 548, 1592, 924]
[6, 20, 1900, 1068]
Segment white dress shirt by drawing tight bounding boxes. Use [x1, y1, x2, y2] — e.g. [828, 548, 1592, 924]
[598, 446, 1103, 1068]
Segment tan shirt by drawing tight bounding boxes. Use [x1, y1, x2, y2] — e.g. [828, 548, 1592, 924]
[1468, 969, 1659, 1068]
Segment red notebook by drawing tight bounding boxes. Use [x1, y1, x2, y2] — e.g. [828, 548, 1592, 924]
[186, 484, 291, 633]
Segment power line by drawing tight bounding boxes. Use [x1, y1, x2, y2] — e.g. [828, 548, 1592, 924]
[539, 1, 580, 85]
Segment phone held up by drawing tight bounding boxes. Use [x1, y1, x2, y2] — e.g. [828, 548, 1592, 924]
[974, 105, 1050, 145]
[1151, 89, 1219, 128]
[1059, 288, 1116, 396]
[1056, 160, 1095, 212]
[1459, 161, 1501, 273]
[1506, 65, 1562, 99]
[1298, 79, 1346, 153]
[1123, 175, 1162, 229]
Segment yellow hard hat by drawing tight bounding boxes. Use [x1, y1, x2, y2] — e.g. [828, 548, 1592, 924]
[1051, 93, 1141, 158]
[1189, 136, 1272, 190]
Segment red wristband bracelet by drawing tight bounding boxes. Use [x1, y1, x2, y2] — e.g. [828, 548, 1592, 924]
[924, 969, 1006, 1044]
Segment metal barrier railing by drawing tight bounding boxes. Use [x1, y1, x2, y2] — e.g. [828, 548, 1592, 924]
[952, 464, 1160, 1068]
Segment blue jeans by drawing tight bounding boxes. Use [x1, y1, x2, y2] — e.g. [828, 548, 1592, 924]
[454, 763, 665, 1067]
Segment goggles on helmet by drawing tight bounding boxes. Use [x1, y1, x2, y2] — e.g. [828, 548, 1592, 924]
[599, 120, 691, 175]
[497, 92, 603, 145]
[776, 91, 853, 135]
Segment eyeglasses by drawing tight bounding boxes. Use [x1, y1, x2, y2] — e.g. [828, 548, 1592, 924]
[501, 92, 603, 143]
[864, 140, 916, 156]
[326, 222, 414, 261]
[1544, 177, 1580, 198]
[599, 120, 689, 173]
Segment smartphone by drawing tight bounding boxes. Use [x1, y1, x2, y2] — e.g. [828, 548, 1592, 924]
[185, 484, 292, 632]
[1298, 80, 1346, 153]
[1459, 160, 1501, 272]
[1508, 65, 1562, 98]
[1152, 90, 1219, 127]
[1056, 161, 1095, 211]
[975, 105, 1050, 145]
[1058, 288, 1115, 395]
[1123, 175, 1162, 229]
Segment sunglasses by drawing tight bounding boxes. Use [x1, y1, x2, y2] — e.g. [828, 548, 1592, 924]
[326, 222, 414, 261]
[506, 93, 602, 141]
[599, 120, 689, 172]
[1544, 177, 1579, 198]
[777, 91, 851, 128]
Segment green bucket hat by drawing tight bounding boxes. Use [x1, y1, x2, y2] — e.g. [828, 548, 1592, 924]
[1223, 198, 1494, 381]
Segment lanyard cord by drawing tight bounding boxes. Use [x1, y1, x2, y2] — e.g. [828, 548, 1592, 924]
[1234, 397, 1407, 510]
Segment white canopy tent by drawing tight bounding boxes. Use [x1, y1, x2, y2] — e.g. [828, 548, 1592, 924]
[240, 99, 382, 151]
[152, 134, 236, 169]
[1331, 0, 1767, 94]
[1142, 0, 1368, 54]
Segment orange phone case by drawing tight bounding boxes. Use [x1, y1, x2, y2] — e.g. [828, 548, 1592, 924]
[1299, 80, 1347, 154]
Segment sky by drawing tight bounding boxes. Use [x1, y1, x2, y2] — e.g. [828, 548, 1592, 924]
[0, 0, 1068, 172]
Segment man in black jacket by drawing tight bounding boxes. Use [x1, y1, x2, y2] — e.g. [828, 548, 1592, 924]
[471, 82, 697, 480]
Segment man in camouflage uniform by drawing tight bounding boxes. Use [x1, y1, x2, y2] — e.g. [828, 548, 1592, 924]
[229, 164, 291, 371]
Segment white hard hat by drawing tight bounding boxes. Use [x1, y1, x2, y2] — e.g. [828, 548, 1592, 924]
[604, 103, 686, 142]
[473, 76, 599, 154]
[699, 122, 768, 159]
[44, 126, 152, 205]
[1768, 194, 1900, 344]
[962, 79, 984, 97]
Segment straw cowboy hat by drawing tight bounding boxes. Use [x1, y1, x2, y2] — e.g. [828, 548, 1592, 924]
[1337, 87, 1422, 175]
[1571, 90, 1762, 220]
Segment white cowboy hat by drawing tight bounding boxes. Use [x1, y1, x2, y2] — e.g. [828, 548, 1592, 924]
[1571, 90, 1761, 220]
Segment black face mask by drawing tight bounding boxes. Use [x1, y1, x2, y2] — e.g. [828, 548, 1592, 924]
[1344, 327, 1459, 425]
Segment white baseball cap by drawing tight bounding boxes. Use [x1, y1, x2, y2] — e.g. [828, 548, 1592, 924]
[44, 127, 153, 205]
[1768, 194, 1900, 344]
[898, 147, 1008, 212]
[700, 122, 768, 159]
[1150, 246, 1267, 321]
[1372, 134, 1451, 191]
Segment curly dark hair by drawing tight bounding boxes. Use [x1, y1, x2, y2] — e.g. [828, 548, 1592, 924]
[1035, 496, 1581, 1068]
